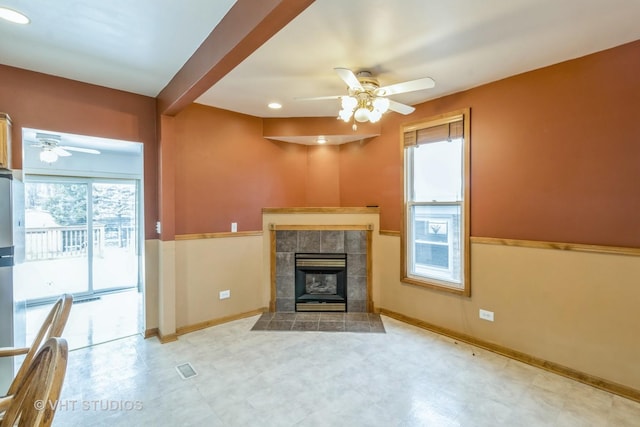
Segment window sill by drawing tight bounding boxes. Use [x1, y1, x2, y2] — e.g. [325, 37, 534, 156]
[401, 275, 469, 296]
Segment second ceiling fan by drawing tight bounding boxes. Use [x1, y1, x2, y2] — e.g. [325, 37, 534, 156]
[30, 132, 101, 163]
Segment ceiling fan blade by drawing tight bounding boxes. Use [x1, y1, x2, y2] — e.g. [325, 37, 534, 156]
[295, 95, 342, 101]
[53, 147, 72, 157]
[388, 100, 416, 115]
[334, 68, 363, 91]
[377, 77, 435, 96]
[60, 145, 100, 154]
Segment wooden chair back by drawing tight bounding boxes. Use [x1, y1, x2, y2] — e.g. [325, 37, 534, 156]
[0, 337, 68, 427]
[6, 294, 73, 396]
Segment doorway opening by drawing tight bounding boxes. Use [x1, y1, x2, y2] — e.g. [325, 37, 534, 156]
[22, 128, 144, 350]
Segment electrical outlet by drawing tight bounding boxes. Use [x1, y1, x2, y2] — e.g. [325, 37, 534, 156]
[231, 222, 237, 232]
[219, 290, 230, 299]
[155, 221, 161, 234]
[479, 309, 494, 322]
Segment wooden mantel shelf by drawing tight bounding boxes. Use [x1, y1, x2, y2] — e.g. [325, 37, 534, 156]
[262, 207, 380, 214]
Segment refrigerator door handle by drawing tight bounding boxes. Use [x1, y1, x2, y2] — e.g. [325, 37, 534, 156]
[0, 246, 14, 267]
[0, 246, 14, 256]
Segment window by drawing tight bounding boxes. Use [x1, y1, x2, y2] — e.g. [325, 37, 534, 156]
[402, 109, 470, 295]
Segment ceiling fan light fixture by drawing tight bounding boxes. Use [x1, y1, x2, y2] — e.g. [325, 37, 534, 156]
[354, 107, 371, 123]
[341, 96, 357, 110]
[338, 95, 389, 124]
[40, 149, 58, 163]
[369, 109, 382, 123]
[373, 97, 390, 113]
[338, 108, 352, 122]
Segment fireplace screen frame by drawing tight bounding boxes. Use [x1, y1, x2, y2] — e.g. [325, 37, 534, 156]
[294, 253, 347, 312]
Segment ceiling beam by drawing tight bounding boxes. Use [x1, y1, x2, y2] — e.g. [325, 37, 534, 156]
[157, 0, 315, 116]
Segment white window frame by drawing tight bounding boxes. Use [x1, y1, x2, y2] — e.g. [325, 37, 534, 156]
[401, 108, 471, 296]
[411, 208, 455, 279]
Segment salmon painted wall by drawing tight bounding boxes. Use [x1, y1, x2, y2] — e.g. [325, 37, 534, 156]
[173, 104, 309, 234]
[339, 136, 401, 231]
[305, 144, 340, 206]
[340, 40, 640, 247]
[0, 65, 158, 239]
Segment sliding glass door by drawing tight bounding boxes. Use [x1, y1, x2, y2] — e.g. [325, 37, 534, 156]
[91, 182, 138, 292]
[24, 177, 140, 303]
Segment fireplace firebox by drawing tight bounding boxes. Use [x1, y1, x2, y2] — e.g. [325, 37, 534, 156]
[295, 253, 347, 312]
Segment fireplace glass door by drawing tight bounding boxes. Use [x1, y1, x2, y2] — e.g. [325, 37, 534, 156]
[295, 253, 347, 312]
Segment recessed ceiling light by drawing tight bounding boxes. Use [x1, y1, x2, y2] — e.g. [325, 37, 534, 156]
[0, 7, 30, 24]
[268, 102, 282, 109]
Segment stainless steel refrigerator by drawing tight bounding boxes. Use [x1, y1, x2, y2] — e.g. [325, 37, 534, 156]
[0, 170, 26, 392]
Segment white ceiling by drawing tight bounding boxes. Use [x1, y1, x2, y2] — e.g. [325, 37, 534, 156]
[1, 0, 640, 121]
[0, 0, 236, 96]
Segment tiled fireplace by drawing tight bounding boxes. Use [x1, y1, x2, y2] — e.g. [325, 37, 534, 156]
[273, 229, 369, 312]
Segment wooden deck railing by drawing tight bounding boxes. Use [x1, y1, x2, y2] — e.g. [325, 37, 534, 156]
[25, 226, 104, 260]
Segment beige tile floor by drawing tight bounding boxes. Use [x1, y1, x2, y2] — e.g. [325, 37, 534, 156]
[27, 289, 143, 350]
[52, 314, 640, 426]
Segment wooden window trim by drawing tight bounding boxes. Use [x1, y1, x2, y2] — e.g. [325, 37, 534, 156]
[400, 108, 471, 296]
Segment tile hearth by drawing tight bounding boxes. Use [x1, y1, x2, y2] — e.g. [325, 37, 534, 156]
[251, 312, 385, 333]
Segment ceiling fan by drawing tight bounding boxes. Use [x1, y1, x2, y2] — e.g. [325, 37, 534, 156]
[30, 132, 100, 163]
[300, 68, 435, 129]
